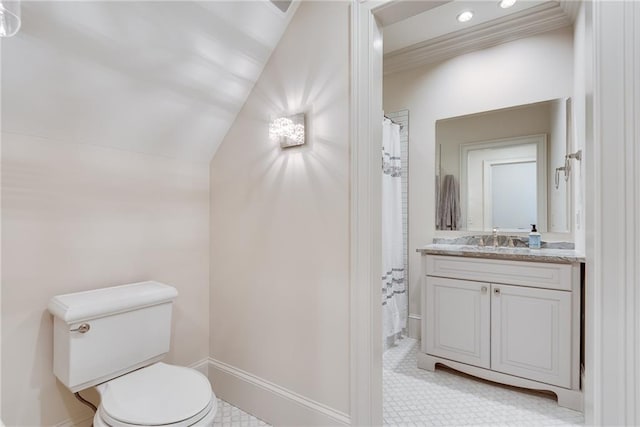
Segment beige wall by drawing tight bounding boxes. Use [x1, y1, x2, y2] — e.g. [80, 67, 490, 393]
[384, 26, 575, 335]
[1, 132, 210, 425]
[209, 0, 350, 419]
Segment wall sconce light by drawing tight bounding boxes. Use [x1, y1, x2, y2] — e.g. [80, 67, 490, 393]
[269, 113, 305, 148]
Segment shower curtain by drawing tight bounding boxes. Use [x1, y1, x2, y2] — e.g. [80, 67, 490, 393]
[382, 118, 407, 348]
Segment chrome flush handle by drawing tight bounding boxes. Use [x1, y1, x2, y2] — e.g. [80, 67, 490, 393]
[70, 323, 91, 333]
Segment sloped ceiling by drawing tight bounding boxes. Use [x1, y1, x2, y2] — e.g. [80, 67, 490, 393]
[1, 1, 297, 162]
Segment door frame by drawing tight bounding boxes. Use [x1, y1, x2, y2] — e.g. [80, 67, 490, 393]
[349, 1, 446, 424]
[584, 1, 640, 424]
[458, 134, 547, 231]
[349, 0, 640, 425]
[349, 2, 384, 425]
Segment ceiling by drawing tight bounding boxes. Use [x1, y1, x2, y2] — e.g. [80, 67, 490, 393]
[383, 0, 574, 75]
[384, 0, 552, 54]
[1, 1, 297, 162]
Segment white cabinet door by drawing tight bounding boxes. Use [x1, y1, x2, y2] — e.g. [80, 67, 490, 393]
[491, 283, 571, 388]
[425, 277, 490, 368]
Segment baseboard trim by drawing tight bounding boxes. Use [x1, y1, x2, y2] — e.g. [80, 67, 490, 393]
[407, 314, 421, 340]
[189, 357, 210, 377]
[208, 358, 350, 426]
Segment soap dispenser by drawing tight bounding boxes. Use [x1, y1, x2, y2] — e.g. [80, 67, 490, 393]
[529, 224, 541, 249]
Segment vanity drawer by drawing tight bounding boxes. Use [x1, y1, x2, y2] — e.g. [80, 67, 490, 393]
[425, 255, 573, 291]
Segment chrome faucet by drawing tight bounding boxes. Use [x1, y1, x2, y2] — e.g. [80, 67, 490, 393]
[492, 227, 499, 247]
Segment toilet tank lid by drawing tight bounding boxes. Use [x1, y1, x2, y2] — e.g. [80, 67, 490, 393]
[48, 281, 178, 324]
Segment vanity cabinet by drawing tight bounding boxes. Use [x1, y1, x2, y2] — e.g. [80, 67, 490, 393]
[420, 254, 582, 410]
[491, 283, 571, 388]
[425, 277, 490, 369]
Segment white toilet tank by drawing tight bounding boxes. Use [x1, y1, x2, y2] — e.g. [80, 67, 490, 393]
[48, 281, 178, 393]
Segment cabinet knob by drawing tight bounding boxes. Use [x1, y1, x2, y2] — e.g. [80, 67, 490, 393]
[494, 288, 501, 296]
[481, 286, 488, 294]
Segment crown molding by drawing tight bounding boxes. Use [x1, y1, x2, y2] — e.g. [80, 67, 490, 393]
[559, 0, 581, 21]
[384, 1, 572, 75]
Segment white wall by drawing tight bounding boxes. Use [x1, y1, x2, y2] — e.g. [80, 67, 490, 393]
[571, 5, 590, 255]
[383, 26, 575, 337]
[573, 0, 593, 420]
[548, 99, 570, 233]
[1, 133, 210, 426]
[1, 2, 296, 425]
[2, 6, 214, 426]
[209, 1, 350, 425]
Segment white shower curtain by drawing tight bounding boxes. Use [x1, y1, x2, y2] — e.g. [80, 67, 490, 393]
[382, 118, 407, 348]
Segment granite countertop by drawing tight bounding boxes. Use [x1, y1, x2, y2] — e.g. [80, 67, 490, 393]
[417, 244, 585, 264]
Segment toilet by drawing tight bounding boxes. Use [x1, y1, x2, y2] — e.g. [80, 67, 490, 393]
[48, 281, 217, 426]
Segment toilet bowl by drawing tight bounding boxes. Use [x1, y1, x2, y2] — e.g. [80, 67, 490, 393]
[48, 281, 217, 427]
[93, 363, 217, 427]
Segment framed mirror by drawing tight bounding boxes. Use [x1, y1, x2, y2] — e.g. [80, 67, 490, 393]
[435, 98, 571, 233]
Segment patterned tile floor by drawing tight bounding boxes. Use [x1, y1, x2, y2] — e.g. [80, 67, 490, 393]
[213, 398, 270, 427]
[383, 337, 585, 426]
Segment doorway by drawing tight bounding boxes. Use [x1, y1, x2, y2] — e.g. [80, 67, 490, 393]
[347, 0, 636, 425]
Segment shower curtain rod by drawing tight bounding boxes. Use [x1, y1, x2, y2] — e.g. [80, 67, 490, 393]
[384, 114, 404, 130]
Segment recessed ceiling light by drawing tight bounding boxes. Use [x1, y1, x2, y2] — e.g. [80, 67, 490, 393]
[456, 10, 474, 23]
[499, 0, 517, 9]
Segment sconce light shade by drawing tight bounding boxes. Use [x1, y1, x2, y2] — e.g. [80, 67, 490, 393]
[0, 1, 21, 37]
[269, 113, 305, 148]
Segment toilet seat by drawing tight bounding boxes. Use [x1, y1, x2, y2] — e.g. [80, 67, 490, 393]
[97, 399, 216, 427]
[94, 362, 217, 427]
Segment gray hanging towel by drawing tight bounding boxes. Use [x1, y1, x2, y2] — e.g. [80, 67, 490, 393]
[437, 174, 461, 230]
